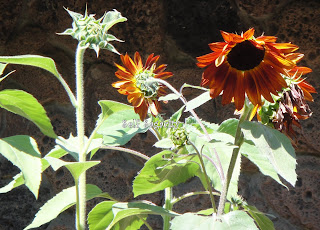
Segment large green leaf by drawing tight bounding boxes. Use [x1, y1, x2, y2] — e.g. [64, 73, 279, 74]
[218, 119, 284, 186]
[88, 201, 117, 230]
[133, 150, 200, 197]
[0, 89, 56, 138]
[0, 135, 42, 198]
[241, 121, 297, 186]
[0, 145, 67, 194]
[45, 157, 100, 183]
[170, 211, 258, 230]
[24, 184, 102, 230]
[96, 100, 149, 147]
[107, 201, 177, 230]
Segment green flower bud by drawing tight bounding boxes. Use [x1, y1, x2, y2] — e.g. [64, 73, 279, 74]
[59, 8, 127, 56]
[170, 127, 188, 147]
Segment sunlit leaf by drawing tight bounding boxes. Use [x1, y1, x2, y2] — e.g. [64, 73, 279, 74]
[88, 201, 117, 230]
[56, 134, 102, 160]
[171, 211, 258, 230]
[24, 184, 102, 230]
[0, 55, 60, 77]
[185, 91, 211, 112]
[218, 119, 284, 186]
[0, 145, 67, 194]
[45, 157, 100, 182]
[107, 201, 177, 230]
[0, 89, 56, 138]
[96, 100, 149, 148]
[133, 150, 199, 197]
[241, 121, 297, 186]
[0, 135, 42, 198]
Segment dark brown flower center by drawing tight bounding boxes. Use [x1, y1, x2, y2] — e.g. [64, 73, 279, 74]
[227, 40, 265, 71]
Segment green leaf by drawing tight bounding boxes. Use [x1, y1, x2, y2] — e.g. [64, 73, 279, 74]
[107, 201, 177, 230]
[171, 211, 258, 230]
[0, 145, 68, 194]
[185, 91, 211, 112]
[158, 93, 180, 101]
[133, 150, 200, 197]
[0, 135, 42, 198]
[56, 134, 102, 160]
[0, 89, 56, 138]
[218, 119, 283, 186]
[45, 157, 100, 182]
[243, 204, 275, 230]
[0, 172, 25, 193]
[88, 201, 117, 230]
[103, 9, 127, 31]
[0, 55, 60, 78]
[24, 184, 102, 230]
[170, 213, 212, 230]
[170, 105, 185, 122]
[153, 138, 174, 149]
[241, 121, 297, 186]
[96, 100, 149, 147]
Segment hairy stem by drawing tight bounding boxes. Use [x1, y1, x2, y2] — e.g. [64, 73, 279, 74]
[217, 102, 252, 217]
[189, 141, 217, 212]
[100, 146, 150, 161]
[75, 44, 86, 230]
[163, 187, 173, 230]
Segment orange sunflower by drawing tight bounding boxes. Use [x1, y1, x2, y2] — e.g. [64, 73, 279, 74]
[197, 28, 301, 110]
[112, 52, 173, 121]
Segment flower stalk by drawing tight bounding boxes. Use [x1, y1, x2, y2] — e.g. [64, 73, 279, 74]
[217, 100, 253, 217]
[75, 44, 86, 230]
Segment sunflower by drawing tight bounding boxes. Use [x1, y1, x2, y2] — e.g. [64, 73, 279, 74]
[197, 28, 301, 110]
[112, 52, 173, 121]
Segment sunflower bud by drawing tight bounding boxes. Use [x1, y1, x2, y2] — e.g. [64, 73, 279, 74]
[170, 127, 188, 147]
[59, 8, 127, 56]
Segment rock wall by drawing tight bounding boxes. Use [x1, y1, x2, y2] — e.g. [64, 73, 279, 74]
[0, 0, 319, 229]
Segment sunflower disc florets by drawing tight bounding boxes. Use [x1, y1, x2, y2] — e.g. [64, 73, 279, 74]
[59, 8, 127, 56]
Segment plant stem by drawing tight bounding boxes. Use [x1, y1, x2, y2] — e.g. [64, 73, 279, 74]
[189, 141, 217, 213]
[171, 191, 220, 206]
[163, 187, 173, 230]
[57, 73, 77, 107]
[75, 44, 86, 230]
[100, 146, 150, 161]
[217, 102, 252, 217]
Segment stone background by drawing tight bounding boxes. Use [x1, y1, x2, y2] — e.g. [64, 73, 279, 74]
[0, 0, 319, 229]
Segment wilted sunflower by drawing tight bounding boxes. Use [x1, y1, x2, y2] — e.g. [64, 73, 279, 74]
[112, 52, 173, 121]
[272, 82, 314, 138]
[197, 28, 301, 110]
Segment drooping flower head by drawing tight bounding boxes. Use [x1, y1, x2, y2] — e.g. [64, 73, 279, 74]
[112, 52, 173, 121]
[197, 28, 302, 110]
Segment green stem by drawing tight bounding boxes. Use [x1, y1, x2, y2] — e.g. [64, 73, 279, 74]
[57, 73, 77, 107]
[171, 191, 219, 206]
[217, 101, 253, 217]
[189, 141, 217, 213]
[163, 187, 173, 230]
[100, 146, 150, 161]
[75, 44, 86, 230]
